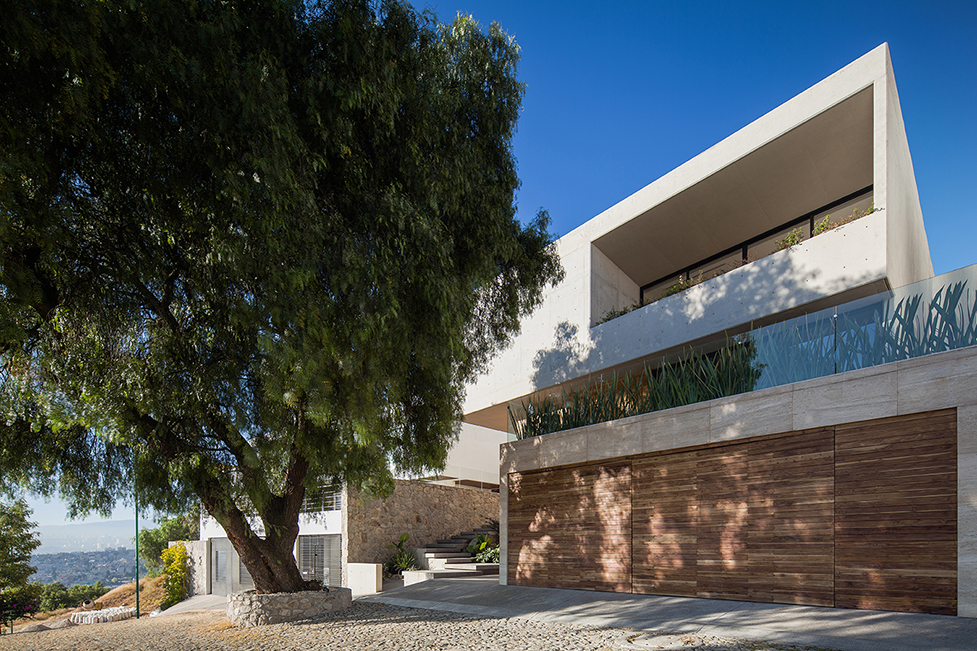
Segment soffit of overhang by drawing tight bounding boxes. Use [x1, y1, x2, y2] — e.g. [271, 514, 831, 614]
[592, 86, 874, 289]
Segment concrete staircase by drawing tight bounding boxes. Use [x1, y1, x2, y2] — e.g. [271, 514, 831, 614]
[403, 528, 499, 586]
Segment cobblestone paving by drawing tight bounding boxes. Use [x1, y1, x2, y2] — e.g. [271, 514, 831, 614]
[0, 601, 842, 651]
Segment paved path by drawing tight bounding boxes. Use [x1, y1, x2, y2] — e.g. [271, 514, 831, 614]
[360, 576, 977, 651]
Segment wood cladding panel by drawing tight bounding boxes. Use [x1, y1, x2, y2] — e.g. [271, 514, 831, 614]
[633, 431, 834, 606]
[745, 429, 834, 606]
[509, 409, 957, 616]
[834, 410, 957, 615]
[633, 450, 698, 596]
[508, 461, 632, 592]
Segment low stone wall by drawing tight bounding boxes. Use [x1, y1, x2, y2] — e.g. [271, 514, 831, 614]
[343, 480, 498, 569]
[227, 588, 352, 627]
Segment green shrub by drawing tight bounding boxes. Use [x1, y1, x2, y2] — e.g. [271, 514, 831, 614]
[509, 338, 762, 439]
[0, 583, 42, 631]
[159, 543, 189, 610]
[466, 534, 500, 563]
[384, 533, 417, 576]
[775, 227, 803, 251]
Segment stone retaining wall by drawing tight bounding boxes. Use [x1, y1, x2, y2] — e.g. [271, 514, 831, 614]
[343, 480, 498, 571]
[227, 588, 352, 627]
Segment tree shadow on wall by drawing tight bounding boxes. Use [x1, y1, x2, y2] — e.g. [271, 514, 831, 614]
[509, 461, 631, 594]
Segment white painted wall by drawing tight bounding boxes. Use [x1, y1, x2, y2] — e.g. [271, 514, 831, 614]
[198, 507, 342, 540]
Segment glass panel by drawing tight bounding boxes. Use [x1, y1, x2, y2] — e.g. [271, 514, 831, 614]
[811, 192, 874, 235]
[238, 559, 253, 586]
[690, 250, 744, 282]
[641, 273, 685, 305]
[298, 534, 342, 587]
[214, 550, 226, 584]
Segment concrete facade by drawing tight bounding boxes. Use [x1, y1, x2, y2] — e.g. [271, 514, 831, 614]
[463, 44, 932, 432]
[499, 345, 977, 617]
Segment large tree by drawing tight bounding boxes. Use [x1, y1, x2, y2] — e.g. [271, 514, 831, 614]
[0, 0, 562, 593]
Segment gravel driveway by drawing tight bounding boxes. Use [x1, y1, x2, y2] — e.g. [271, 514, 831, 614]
[0, 601, 839, 651]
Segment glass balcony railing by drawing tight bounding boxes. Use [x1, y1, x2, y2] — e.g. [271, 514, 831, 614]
[511, 264, 977, 439]
[752, 264, 977, 390]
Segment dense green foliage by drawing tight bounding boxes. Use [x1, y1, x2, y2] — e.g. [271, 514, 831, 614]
[511, 340, 762, 439]
[0, 501, 41, 630]
[138, 511, 199, 577]
[38, 581, 108, 611]
[466, 533, 500, 563]
[0, 583, 42, 630]
[0, 0, 561, 593]
[159, 544, 188, 609]
[384, 532, 417, 575]
[0, 501, 39, 592]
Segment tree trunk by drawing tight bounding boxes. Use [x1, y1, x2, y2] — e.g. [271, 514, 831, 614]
[202, 494, 309, 594]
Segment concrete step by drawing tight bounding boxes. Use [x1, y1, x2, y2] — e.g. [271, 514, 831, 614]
[436, 538, 471, 546]
[402, 568, 482, 586]
[458, 529, 497, 538]
[420, 551, 470, 559]
[447, 563, 499, 574]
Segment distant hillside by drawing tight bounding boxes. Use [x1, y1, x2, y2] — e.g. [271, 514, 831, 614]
[31, 548, 148, 588]
[36, 519, 139, 554]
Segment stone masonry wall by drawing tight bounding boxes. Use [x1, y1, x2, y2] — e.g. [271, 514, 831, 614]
[343, 480, 498, 568]
[227, 588, 352, 627]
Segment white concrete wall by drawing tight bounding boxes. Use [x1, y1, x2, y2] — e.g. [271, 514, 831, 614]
[499, 345, 977, 617]
[466, 212, 888, 416]
[463, 43, 937, 422]
[198, 507, 342, 540]
[877, 48, 933, 288]
[463, 237, 593, 414]
[347, 563, 383, 596]
[445, 422, 509, 485]
[590, 244, 640, 327]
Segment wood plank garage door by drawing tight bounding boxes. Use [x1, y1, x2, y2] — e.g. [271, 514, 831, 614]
[834, 410, 957, 614]
[508, 461, 631, 591]
[632, 428, 834, 605]
[509, 410, 957, 614]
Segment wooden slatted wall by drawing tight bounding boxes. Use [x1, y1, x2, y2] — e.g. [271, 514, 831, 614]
[834, 410, 957, 614]
[632, 430, 834, 605]
[508, 461, 632, 592]
[746, 429, 834, 606]
[509, 410, 956, 614]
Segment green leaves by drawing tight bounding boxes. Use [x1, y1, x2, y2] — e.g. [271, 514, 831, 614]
[1, 0, 559, 592]
[0, 500, 40, 592]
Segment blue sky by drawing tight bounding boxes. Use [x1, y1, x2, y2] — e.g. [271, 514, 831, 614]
[24, 0, 976, 528]
[418, 0, 976, 275]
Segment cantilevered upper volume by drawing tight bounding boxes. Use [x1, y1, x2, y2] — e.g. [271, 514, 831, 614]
[463, 43, 933, 431]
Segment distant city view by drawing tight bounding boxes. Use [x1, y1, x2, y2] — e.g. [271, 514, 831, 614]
[34, 519, 139, 554]
[27, 520, 153, 587]
[31, 547, 146, 588]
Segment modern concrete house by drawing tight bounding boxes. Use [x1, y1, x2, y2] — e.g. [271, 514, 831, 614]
[471, 44, 976, 617]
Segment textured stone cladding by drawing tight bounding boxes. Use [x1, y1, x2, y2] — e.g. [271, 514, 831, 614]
[345, 480, 498, 564]
[180, 540, 209, 597]
[227, 588, 352, 627]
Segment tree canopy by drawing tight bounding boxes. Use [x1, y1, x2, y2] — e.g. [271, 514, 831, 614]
[0, 500, 40, 592]
[0, 0, 562, 593]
